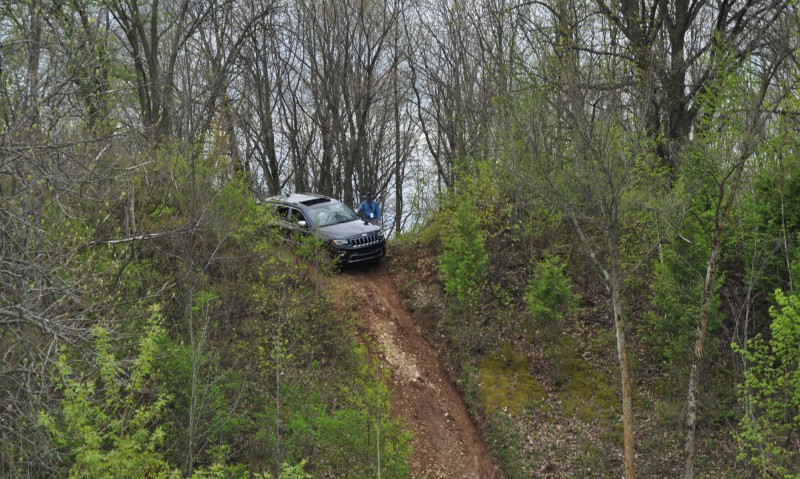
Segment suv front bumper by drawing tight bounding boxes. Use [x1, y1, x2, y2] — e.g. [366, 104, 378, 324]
[334, 241, 386, 264]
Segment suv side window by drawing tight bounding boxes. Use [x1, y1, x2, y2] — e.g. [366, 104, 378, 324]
[276, 205, 306, 227]
[275, 205, 290, 219]
[289, 208, 307, 225]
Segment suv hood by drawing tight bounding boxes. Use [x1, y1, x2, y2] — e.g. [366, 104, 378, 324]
[316, 220, 381, 240]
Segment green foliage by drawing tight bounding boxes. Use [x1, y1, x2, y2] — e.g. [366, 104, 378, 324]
[434, 161, 507, 304]
[525, 255, 575, 342]
[244, 253, 409, 477]
[39, 306, 253, 478]
[642, 160, 728, 365]
[275, 461, 313, 479]
[253, 461, 312, 479]
[187, 457, 248, 479]
[218, 174, 273, 243]
[337, 343, 411, 478]
[155, 335, 244, 470]
[306, 343, 410, 478]
[449, 159, 510, 226]
[430, 162, 511, 356]
[734, 289, 800, 478]
[750, 135, 800, 294]
[254, 343, 411, 478]
[39, 307, 176, 479]
[430, 159, 523, 312]
[644, 245, 718, 364]
[438, 195, 489, 303]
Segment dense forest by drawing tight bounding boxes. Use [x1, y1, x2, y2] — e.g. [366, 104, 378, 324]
[1, 0, 799, 477]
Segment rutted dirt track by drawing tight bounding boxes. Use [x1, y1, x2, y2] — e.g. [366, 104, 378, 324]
[344, 263, 498, 479]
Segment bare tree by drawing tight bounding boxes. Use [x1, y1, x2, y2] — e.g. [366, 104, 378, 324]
[594, 0, 794, 175]
[238, 9, 284, 195]
[0, 0, 133, 473]
[106, 0, 192, 141]
[408, 0, 485, 187]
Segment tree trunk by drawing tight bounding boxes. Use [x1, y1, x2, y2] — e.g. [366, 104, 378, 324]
[683, 247, 718, 479]
[318, 113, 335, 196]
[25, 0, 42, 127]
[257, 72, 281, 195]
[571, 211, 636, 478]
[612, 278, 636, 479]
[393, 64, 403, 234]
[609, 211, 636, 479]
[684, 151, 747, 478]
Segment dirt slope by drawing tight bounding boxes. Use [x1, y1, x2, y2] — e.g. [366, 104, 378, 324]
[344, 263, 498, 479]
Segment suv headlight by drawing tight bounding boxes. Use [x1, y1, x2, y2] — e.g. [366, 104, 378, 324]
[331, 239, 349, 246]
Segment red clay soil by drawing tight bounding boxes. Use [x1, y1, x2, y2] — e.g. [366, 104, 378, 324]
[343, 263, 499, 479]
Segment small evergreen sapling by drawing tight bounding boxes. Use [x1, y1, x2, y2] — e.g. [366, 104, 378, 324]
[525, 255, 575, 343]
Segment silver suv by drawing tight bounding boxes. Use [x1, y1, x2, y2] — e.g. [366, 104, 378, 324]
[264, 193, 386, 265]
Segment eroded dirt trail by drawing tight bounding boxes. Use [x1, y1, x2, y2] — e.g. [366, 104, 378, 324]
[344, 264, 498, 479]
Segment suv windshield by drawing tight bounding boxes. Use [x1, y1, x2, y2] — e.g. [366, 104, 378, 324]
[310, 202, 358, 227]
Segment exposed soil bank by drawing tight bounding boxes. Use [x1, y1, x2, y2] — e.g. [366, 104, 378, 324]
[343, 262, 498, 479]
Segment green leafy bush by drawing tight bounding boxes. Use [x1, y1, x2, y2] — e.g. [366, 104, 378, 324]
[253, 344, 411, 478]
[734, 289, 800, 478]
[253, 461, 312, 479]
[39, 308, 175, 479]
[155, 335, 245, 471]
[39, 307, 252, 479]
[438, 196, 488, 303]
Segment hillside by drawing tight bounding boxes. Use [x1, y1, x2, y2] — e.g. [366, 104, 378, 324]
[2, 0, 799, 476]
[378, 232, 742, 478]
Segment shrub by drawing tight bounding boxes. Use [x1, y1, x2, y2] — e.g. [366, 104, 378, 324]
[734, 289, 800, 478]
[38, 308, 176, 478]
[438, 196, 488, 304]
[525, 255, 575, 342]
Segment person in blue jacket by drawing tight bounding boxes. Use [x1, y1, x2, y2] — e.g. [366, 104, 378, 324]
[355, 191, 382, 225]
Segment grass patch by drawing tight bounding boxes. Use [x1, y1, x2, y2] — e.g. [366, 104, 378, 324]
[479, 343, 546, 415]
[552, 339, 618, 424]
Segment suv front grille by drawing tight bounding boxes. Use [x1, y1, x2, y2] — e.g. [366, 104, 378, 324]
[350, 233, 383, 248]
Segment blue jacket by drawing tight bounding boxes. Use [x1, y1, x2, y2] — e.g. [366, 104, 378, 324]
[356, 199, 382, 220]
